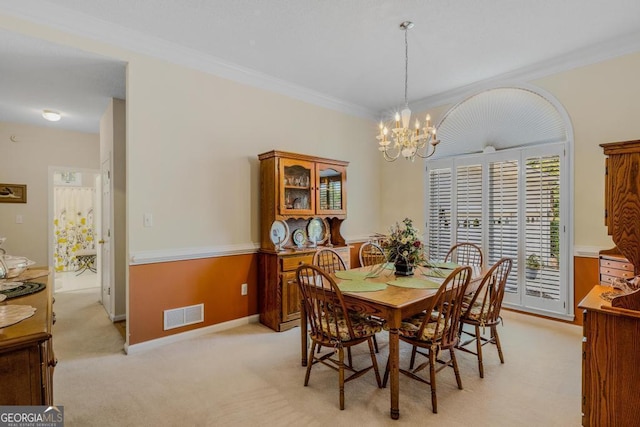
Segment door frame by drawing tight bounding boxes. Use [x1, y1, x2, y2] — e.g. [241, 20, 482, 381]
[47, 166, 101, 292]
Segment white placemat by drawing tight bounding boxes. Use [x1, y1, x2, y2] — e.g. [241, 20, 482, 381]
[0, 305, 37, 328]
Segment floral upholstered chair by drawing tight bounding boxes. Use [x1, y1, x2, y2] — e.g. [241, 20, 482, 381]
[382, 266, 472, 414]
[458, 257, 512, 378]
[296, 264, 382, 410]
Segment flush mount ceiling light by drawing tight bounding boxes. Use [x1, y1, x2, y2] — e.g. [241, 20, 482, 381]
[42, 110, 61, 122]
[377, 21, 440, 162]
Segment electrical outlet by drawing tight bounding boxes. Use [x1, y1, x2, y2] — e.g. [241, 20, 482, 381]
[241, 283, 248, 296]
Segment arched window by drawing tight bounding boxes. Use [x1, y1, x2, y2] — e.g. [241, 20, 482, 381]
[426, 85, 574, 320]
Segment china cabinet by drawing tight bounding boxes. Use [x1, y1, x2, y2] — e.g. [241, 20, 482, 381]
[258, 150, 350, 331]
[579, 140, 640, 426]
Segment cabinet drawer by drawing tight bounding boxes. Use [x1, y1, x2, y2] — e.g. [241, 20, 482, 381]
[600, 274, 618, 286]
[599, 258, 633, 272]
[281, 255, 314, 271]
[599, 267, 634, 279]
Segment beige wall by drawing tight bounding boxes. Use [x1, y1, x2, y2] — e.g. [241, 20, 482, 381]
[126, 57, 380, 253]
[535, 53, 640, 249]
[0, 122, 99, 264]
[0, 13, 382, 254]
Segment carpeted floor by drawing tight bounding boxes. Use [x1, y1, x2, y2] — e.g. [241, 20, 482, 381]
[52, 288, 582, 426]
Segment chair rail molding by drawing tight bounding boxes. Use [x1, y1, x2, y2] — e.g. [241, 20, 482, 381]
[130, 242, 260, 265]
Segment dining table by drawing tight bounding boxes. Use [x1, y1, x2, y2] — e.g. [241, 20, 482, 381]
[299, 262, 484, 420]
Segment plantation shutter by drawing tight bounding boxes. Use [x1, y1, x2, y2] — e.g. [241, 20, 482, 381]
[455, 164, 482, 246]
[488, 160, 519, 293]
[427, 168, 452, 261]
[524, 155, 561, 301]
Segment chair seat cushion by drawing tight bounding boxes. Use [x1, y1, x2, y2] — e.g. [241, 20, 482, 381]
[382, 312, 448, 342]
[320, 313, 382, 341]
[461, 299, 489, 322]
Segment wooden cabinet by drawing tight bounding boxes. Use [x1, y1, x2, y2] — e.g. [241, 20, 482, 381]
[258, 150, 350, 331]
[580, 141, 640, 425]
[0, 272, 55, 405]
[601, 140, 640, 275]
[599, 248, 634, 286]
[579, 287, 640, 426]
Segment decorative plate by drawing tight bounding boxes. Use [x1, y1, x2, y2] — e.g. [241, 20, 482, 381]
[292, 228, 307, 247]
[306, 218, 327, 245]
[269, 220, 290, 248]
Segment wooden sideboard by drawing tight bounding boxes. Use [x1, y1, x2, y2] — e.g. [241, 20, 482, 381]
[0, 271, 55, 405]
[579, 286, 640, 426]
[579, 140, 640, 426]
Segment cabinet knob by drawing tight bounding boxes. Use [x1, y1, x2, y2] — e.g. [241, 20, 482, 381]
[49, 358, 58, 367]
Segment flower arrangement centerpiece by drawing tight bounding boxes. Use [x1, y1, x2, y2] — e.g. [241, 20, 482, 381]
[381, 218, 426, 276]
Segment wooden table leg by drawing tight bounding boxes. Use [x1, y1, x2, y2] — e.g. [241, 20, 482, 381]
[300, 300, 308, 367]
[389, 326, 400, 419]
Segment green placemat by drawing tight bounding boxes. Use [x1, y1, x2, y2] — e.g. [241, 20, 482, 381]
[382, 262, 395, 270]
[422, 268, 448, 278]
[335, 270, 372, 280]
[387, 277, 442, 289]
[337, 280, 388, 292]
[427, 261, 459, 269]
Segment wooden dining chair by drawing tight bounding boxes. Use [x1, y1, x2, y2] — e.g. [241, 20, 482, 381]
[382, 266, 472, 414]
[314, 246, 380, 353]
[296, 264, 382, 410]
[457, 257, 512, 378]
[313, 248, 347, 274]
[358, 242, 386, 267]
[444, 242, 483, 267]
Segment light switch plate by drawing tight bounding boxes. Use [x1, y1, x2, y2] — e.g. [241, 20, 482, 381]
[143, 213, 153, 227]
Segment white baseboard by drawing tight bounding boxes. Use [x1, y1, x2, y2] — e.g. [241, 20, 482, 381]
[111, 313, 126, 322]
[124, 314, 260, 355]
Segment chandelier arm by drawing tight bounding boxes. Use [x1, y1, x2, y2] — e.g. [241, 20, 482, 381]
[413, 139, 440, 159]
[382, 147, 401, 162]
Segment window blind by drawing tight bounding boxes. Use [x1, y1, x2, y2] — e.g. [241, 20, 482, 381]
[488, 160, 519, 293]
[524, 155, 561, 301]
[427, 168, 452, 261]
[456, 164, 483, 246]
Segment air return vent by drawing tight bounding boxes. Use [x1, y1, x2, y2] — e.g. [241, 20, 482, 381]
[163, 303, 204, 330]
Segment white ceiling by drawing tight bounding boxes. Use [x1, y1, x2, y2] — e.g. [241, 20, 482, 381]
[1, 0, 640, 134]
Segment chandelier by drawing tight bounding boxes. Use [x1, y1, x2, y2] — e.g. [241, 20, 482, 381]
[377, 21, 439, 162]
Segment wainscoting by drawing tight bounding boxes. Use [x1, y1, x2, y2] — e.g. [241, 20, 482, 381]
[128, 253, 258, 345]
[126, 245, 598, 347]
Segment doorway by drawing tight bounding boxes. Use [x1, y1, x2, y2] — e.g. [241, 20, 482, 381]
[49, 167, 100, 293]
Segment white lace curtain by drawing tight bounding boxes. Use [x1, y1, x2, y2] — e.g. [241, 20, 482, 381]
[53, 187, 95, 272]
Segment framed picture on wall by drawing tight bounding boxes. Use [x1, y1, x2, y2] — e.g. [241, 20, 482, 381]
[0, 184, 27, 203]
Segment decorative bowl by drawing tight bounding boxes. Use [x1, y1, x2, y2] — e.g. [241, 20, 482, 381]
[0, 255, 35, 279]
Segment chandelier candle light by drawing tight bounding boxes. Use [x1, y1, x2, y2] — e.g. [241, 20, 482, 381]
[377, 21, 440, 162]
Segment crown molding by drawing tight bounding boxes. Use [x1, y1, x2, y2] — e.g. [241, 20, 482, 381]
[410, 30, 640, 113]
[0, 2, 377, 121]
[3, 3, 640, 122]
